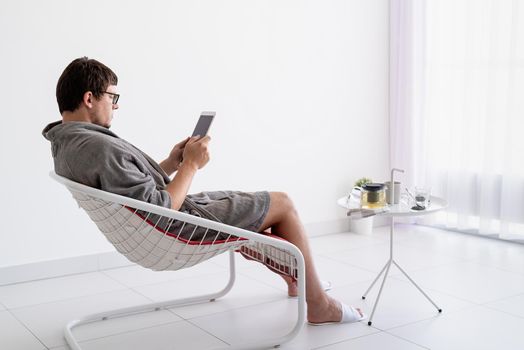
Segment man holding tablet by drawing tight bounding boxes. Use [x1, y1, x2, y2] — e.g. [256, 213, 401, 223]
[43, 57, 364, 325]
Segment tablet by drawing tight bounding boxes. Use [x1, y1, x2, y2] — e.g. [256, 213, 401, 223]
[192, 111, 215, 137]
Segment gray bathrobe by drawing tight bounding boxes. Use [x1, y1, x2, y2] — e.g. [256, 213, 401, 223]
[43, 121, 270, 240]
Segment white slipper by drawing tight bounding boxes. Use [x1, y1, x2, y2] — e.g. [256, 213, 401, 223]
[308, 303, 366, 326]
[340, 303, 367, 323]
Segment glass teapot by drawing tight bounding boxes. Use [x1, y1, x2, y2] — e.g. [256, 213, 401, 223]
[356, 183, 387, 209]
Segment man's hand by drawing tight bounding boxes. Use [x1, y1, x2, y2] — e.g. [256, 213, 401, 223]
[169, 137, 190, 168]
[159, 137, 190, 176]
[181, 135, 211, 170]
[165, 135, 211, 210]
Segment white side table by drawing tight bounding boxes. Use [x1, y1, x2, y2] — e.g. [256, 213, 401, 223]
[337, 195, 448, 326]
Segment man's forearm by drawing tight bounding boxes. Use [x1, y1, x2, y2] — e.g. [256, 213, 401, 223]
[165, 162, 197, 210]
[159, 158, 178, 177]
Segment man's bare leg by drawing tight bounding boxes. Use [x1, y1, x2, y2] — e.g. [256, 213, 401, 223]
[258, 192, 362, 323]
[280, 274, 298, 297]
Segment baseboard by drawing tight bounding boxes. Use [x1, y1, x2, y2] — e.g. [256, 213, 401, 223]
[304, 218, 350, 237]
[306, 216, 388, 236]
[0, 251, 132, 286]
[0, 217, 388, 286]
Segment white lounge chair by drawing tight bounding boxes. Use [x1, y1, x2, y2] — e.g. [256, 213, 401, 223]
[50, 172, 306, 350]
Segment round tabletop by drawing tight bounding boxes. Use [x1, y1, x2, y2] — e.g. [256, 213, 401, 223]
[337, 195, 448, 217]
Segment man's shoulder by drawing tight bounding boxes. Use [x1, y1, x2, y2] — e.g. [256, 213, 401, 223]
[64, 124, 123, 148]
[57, 125, 131, 164]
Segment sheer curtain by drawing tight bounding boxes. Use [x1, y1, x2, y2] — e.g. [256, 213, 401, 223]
[390, 0, 524, 240]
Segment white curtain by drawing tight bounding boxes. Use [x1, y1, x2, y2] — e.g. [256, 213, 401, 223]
[390, 0, 524, 240]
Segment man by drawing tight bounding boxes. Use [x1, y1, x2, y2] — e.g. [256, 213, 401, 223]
[43, 57, 364, 325]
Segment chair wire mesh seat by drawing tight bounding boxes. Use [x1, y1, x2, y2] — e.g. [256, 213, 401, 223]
[50, 172, 306, 350]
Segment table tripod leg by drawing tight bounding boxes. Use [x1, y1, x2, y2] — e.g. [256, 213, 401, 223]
[392, 260, 442, 312]
[362, 260, 390, 300]
[367, 260, 392, 326]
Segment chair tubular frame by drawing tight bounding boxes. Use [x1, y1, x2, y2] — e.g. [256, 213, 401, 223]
[50, 172, 306, 350]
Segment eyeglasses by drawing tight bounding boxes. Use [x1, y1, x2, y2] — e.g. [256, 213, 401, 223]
[103, 91, 120, 104]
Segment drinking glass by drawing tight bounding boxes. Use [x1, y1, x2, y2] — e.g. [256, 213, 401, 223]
[414, 187, 430, 209]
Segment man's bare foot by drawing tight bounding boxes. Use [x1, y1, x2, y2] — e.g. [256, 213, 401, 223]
[307, 296, 364, 324]
[280, 275, 334, 297]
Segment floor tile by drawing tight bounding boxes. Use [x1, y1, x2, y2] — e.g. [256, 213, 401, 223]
[326, 241, 463, 277]
[133, 273, 285, 319]
[11, 289, 181, 348]
[0, 272, 126, 309]
[309, 232, 387, 255]
[372, 224, 492, 256]
[280, 322, 378, 350]
[0, 310, 45, 350]
[485, 292, 524, 319]
[466, 240, 524, 275]
[6, 225, 524, 350]
[77, 320, 226, 350]
[391, 261, 524, 304]
[313, 255, 384, 288]
[392, 224, 524, 266]
[102, 261, 226, 288]
[191, 298, 377, 350]
[315, 331, 429, 350]
[365, 224, 418, 242]
[328, 278, 475, 330]
[388, 305, 524, 350]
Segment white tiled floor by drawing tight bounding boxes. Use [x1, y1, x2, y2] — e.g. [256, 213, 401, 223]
[2, 224, 524, 350]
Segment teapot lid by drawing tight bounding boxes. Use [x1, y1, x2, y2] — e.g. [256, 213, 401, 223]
[362, 183, 385, 192]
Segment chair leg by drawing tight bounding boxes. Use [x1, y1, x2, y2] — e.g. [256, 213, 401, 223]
[65, 250, 305, 350]
[226, 248, 307, 350]
[64, 250, 238, 350]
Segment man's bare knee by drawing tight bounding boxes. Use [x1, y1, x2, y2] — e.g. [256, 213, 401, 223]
[271, 191, 297, 215]
[259, 192, 298, 230]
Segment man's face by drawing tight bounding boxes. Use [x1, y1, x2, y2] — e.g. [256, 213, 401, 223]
[91, 85, 119, 128]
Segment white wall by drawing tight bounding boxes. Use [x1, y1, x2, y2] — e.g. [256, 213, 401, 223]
[0, 0, 389, 267]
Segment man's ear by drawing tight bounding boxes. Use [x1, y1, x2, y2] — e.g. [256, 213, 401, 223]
[83, 91, 94, 108]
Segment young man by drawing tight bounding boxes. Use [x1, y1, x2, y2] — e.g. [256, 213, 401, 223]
[43, 57, 364, 325]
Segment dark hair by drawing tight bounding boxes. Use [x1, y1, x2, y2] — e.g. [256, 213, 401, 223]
[56, 57, 118, 114]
